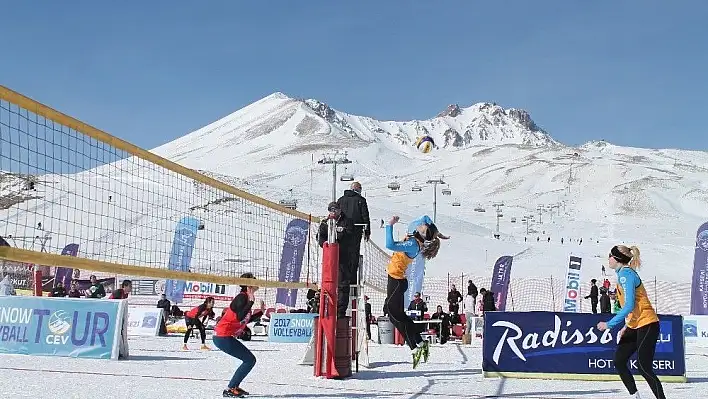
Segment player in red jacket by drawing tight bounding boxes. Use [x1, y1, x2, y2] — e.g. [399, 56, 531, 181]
[182, 297, 215, 350]
[212, 273, 262, 398]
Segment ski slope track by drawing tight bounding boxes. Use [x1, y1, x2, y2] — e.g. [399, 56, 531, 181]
[2, 93, 708, 285]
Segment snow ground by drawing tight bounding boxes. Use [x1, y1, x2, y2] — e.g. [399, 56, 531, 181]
[1, 334, 706, 399]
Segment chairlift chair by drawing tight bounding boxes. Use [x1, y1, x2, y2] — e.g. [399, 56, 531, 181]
[411, 184, 422, 192]
[452, 199, 461, 207]
[388, 181, 401, 191]
[340, 167, 354, 182]
[441, 187, 452, 196]
[279, 199, 298, 210]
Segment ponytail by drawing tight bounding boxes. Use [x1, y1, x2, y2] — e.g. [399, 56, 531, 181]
[629, 246, 641, 269]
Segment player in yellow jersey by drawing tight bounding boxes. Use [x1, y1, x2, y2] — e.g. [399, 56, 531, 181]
[597, 245, 665, 399]
[383, 215, 442, 368]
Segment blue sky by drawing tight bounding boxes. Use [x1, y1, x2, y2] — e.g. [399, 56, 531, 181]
[2, 1, 707, 151]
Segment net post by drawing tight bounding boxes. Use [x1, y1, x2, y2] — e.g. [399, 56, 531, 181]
[314, 217, 339, 378]
[33, 264, 42, 296]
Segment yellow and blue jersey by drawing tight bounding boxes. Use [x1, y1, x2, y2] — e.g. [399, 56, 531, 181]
[607, 266, 659, 330]
[385, 224, 421, 279]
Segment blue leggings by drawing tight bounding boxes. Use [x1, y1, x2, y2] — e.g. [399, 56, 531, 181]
[212, 336, 256, 389]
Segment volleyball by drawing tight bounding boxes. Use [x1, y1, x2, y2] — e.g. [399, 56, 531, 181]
[416, 136, 435, 154]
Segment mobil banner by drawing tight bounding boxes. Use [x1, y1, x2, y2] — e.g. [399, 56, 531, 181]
[563, 256, 583, 312]
[127, 307, 163, 337]
[183, 281, 238, 301]
[0, 296, 127, 359]
[268, 313, 316, 343]
[482, 311, 686, 381]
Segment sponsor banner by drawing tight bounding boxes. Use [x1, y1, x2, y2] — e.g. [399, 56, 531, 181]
[275, 219, 310, 307]
[267, 312, 316, 343]
[690, 222, 708, 315]
[183, 281, 238, 301]
[0, 260, 33, 290]
[0, 296, 127, 359]
[482, 311, 686, 380]
[126, 307, 163, 337]
[563, 256, 583, 312]
[164, 217, 200, 303]
[683, 315, 708, 344]
[130, 279, 166, 296]
[489, 256, 514, 311]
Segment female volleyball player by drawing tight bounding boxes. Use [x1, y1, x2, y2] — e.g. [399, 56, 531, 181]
[383, 215, 442, 368]
[182, 296, 215, 350]
[597, 245, 665, 399]
[213, 273, 263, 397]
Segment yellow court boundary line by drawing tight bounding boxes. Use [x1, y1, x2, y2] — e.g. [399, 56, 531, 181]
[0, 85, 318, 222]
[0, 247, 317, 290]
[483, 371, 687, 383]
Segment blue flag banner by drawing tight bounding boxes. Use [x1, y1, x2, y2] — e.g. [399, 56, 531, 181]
[690, 222, 708, 315]
[0, 296, 127, 359]
[489, 256, 514, 311]
[55, 243, 80, 289]
[164, 217, 200, 303]
[275, 219, 310, 307]
[482, 311, 686, 382]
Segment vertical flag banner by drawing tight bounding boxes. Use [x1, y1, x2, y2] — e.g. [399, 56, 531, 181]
[690, 222, 708, 315]
[404, 253, 426, 309]
[54, 243, 79, 289]
[563, 256, 583, 312]
[489, 256, 514, 311]
[164, 217, 200, 303]
[276, 219, 310, 307]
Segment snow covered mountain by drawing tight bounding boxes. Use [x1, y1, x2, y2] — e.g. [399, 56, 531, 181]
[149, 92, 708, 284]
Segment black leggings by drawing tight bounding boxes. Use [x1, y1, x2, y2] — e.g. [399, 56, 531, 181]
[184, 317, 206, 344]
[614, 322, 666, 399]
[383, 275, 423, 350]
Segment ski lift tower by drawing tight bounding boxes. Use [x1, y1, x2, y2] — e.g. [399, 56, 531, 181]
[318, 151, 352, 202]
[492, 202, 504, 238]
[425, 176, 446, 223]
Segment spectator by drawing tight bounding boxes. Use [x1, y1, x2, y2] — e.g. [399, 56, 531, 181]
[585, 279, 599, 314]
[476, 288, 487, 314]
[0, 275, 16, 296]
[336, 182, 371, 317]
[603, 278, 611, 290]
[600, 287, 611, 314]
[157, 294, 171, 336]
[109, 280, 132, 299]
[364, 295, 372, 340]
[482, 289, 497, 313]
[407, 292, 428, 321]
[447, 284, 463, 314]
[49, 282, 67, 297]
[463, 282, 477, 335]
[86, 275, 106, 298]
[67, 280, 82, 298]
[307, 290, 320, 314]
[431, 305, 451, 344]
[306, 288, 318, 313]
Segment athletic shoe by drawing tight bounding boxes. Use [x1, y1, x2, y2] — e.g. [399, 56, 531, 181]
[181, 344, 188, 351]
[222, 388, 245, 397]
[412, 347, 423, 369]
[200, 344, 211, 350]
[421, 340, 430, 363]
